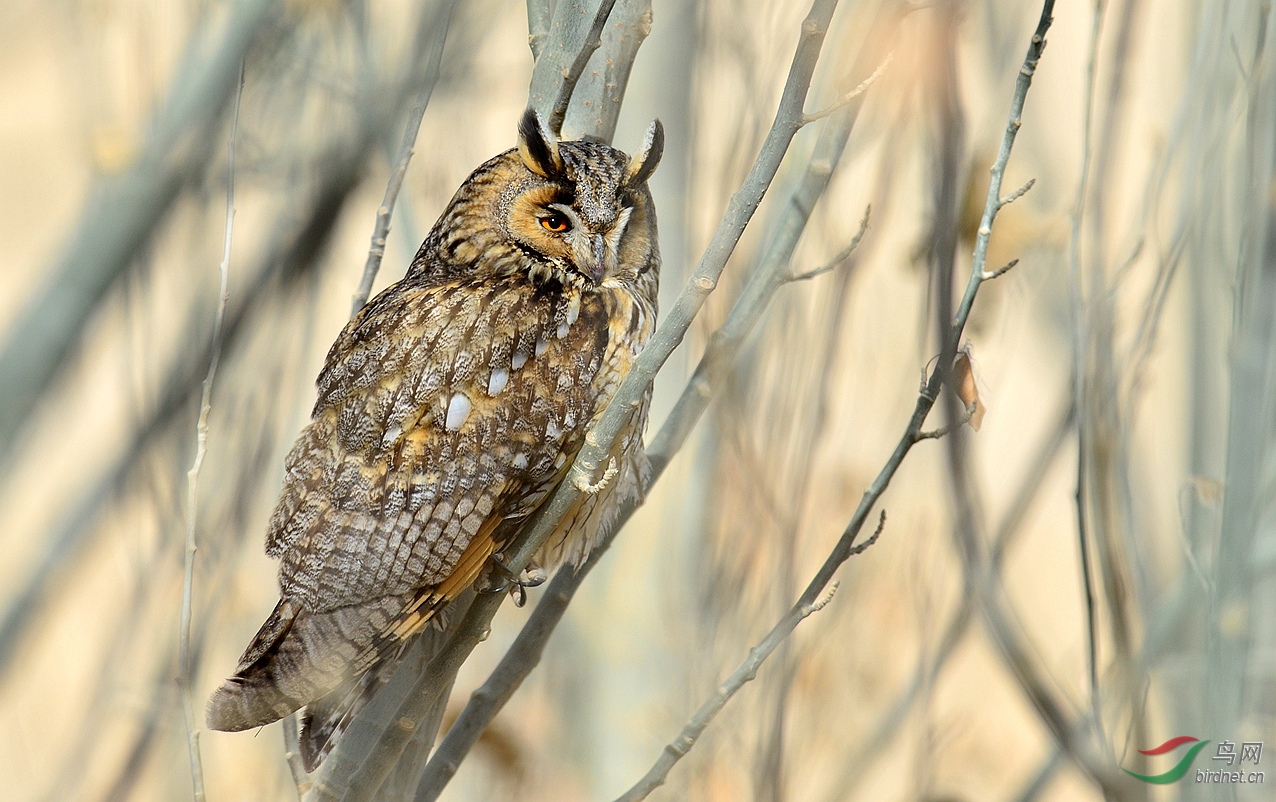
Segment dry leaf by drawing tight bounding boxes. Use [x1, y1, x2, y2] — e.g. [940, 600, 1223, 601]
[952, 348, 987, 431]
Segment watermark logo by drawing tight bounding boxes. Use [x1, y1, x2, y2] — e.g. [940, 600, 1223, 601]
[1124, 737, 1211, 784]
[1124, 737, 1264, 785]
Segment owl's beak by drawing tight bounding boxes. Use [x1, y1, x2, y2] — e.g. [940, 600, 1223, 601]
[588, 233, 606, 284]
[566, 225, 608, 285]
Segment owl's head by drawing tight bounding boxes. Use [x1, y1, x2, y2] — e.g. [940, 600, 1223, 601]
[418, 109, 663, 290]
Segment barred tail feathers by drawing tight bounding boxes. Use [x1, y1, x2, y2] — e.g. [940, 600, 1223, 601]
[205, 593, 415, 733]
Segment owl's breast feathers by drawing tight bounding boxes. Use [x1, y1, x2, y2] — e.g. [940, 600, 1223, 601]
[205, 272, 654, 737]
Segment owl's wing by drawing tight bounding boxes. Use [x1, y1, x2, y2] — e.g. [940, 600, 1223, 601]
[266, 275, 604, 613]
[206, 276, 607, 736]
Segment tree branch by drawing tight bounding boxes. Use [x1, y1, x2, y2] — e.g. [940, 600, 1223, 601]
[351, 0, 458, 315]
[611, 1, 1057, 795]
[525, 0, 554, 61]
[800, 51, 893, 124]
[785, 205, 870, 282]
[413, 7, 903, 797]
[612, 516, 881, 802]
[331, 2, 846, 798]
[0, 0, 281, 466]
[177, 59, 244, 802]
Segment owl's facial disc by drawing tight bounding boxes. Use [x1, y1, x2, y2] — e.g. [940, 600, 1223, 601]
[547, 202, 632, 285]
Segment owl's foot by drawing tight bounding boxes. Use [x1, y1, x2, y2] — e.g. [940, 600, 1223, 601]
[480, 556, 548, 607]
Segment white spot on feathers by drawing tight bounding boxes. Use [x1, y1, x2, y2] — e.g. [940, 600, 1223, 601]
[445, 393, 471, 431]
[487, 368, 508, 396]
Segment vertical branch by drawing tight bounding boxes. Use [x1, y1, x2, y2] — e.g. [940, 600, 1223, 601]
[560, 0, 653, 141]
[178, 60, 245, 802]
[351, 0, 458, 315]
[526, 0, 621, 136]
[283, 717, 311, 799]
[526, 0, 554, 61]
[1206, 0, 1276, 749]
[1068, 0, 1105, 741]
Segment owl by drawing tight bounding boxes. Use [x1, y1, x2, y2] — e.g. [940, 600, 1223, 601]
[206, 109, 663, 771]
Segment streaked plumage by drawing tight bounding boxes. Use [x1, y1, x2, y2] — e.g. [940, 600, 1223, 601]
[206, 109, 663, 770]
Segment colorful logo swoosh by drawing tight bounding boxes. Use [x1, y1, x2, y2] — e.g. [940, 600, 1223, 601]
[1124, 737, 1210, 784]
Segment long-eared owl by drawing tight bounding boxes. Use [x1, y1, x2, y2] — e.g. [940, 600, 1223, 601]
[206, 109, 663, 771]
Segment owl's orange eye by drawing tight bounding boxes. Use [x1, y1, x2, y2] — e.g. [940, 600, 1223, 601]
[539, 214, 571, 233]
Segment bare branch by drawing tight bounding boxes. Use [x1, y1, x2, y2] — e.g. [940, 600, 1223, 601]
[980, 257, 1019, 281]
[525, 0, 553, 60]
[547, 0, 620, 136]
[847, 510, 885, 556]
[351, 1, 458, 316]
[283, 716, 312, 800]
[916, 395, 974, 440]
[613, 2, 1059, 796]
[801, 52, 893, 124]
[998, 176, 1036, 208]
[1068, 0, 1107, 748]
[803, 580, 841, 615]
[787, 205, 871, 282]
[178, 59, 244, 802]
[611, 519, 879, 802]
[818, 402, 1075, 802]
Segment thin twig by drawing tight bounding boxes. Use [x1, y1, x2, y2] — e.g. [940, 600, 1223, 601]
[915, 402, 974, 441]
[178, 59, 244, 802]
[283, 714, 311, 799]
[818, 401, 1075, 802]
[1075, 432, 1101, 731]
[1069, 0, 1106, 743]
[612, 517, 880, 802]
[980, 257, 1020, 281]
[801, 51, 893, 124]
[350, 0, 457, 316]
[613, 3, 1057, 797]
[786, 205, 871, 282]
[999, 176, 1036, 207]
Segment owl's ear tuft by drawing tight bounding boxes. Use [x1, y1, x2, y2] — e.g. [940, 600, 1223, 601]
[625, 119, 665, 186]
[518, 108, 563, 178]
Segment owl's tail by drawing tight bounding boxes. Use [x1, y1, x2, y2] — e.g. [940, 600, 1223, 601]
[204, 593, 415, 734]
[296, 638, 407, 771]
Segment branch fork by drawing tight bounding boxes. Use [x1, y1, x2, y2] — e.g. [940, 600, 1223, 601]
[801, 52, 894, 125]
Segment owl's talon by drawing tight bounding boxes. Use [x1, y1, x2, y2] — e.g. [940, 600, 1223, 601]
[521, 564, 548, 588]
[482, 556, 548, 602]
[573, 456, 618, 494]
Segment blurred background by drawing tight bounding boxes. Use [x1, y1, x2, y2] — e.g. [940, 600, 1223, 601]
[0, 0, 1273, 799]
